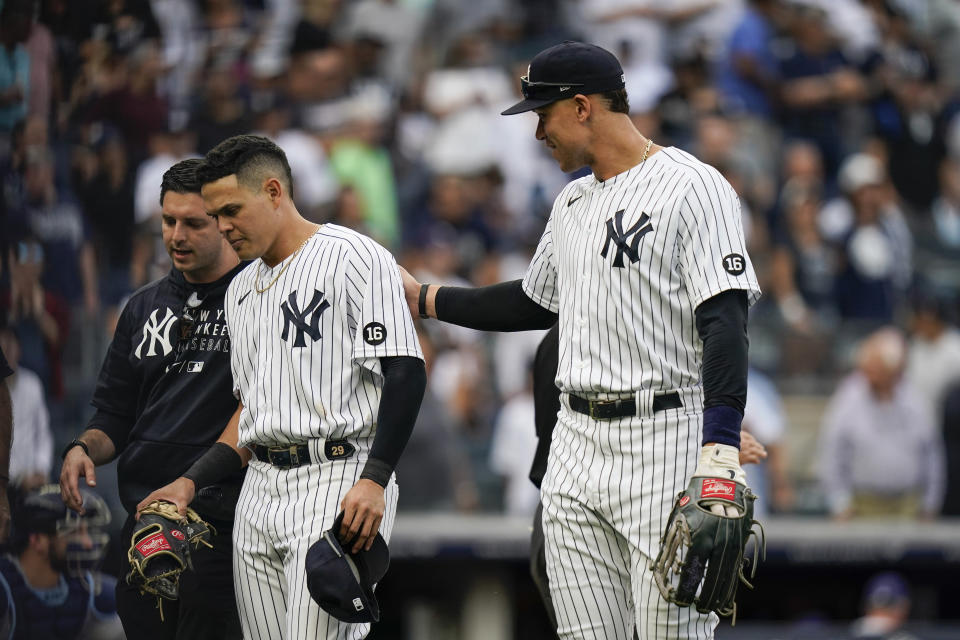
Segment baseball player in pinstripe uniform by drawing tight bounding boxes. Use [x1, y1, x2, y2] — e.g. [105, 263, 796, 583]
[402, 42, 761, 639]
[146, 135, 426, 639]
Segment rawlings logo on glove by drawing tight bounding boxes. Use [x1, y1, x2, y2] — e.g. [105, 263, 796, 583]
[127, 500, 216, 619]
[650, 444, 765, 623]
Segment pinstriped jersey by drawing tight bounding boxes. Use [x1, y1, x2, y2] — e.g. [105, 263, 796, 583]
[225, 224, 423, 448]
[522, 146, 761, 397]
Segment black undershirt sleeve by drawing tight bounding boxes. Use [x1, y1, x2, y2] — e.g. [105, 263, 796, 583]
[360, 355, 427, 487]
[695, 289, 749, 414]
[434, 279, 558, 331]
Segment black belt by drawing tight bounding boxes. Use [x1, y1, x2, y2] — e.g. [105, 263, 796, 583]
[568, 391, 682, 420]
[252, 440, 356, 469]
[252, 444, 312, 469]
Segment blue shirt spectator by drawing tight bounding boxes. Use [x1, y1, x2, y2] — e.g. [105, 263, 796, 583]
[0, 2, 31, 133]
[715, 1, 778, 119]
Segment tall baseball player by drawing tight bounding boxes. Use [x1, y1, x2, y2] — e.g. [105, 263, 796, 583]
[402, 41, 761, 639]
[147, 135, 425, 639]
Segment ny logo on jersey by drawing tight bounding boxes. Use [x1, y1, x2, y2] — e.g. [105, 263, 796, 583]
[600, 209, 654, 268]
[134, 308, 177, 359]
[280, 289, 330, 348]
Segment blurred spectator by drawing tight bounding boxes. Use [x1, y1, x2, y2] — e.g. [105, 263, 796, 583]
[0, 485, 122, 639]
[811, 0, 879, 67]
[829, 153, 911, 323]
[288, 44, 351, 134]
[200, 0, 252, 71]
[868, 2, 948, 214]
[249, 0, 300, 80]
[742, 368, 793, 516]
[657, 51, 721, 150]
[920, 0, 960, 94]
[488, 369, 540, 516]
[84, 41, 168, 163]
[88, 0, 160, 56]
[407, 175, 498, 275]
[150, 0, 202, 128]
[904, 289, 960, 418]
[668, 0, 744, 63]
[818, 327, 945, 520]
[131, 128, 197, 287]
[714, 0, 782, 169]
[850, 572, 917, 640]
[693, 111, 773, 215]
[0, 326, 52, 490]
[420, 32, 515, 176]
[17, 146, 97, 313]
[328, 101, 401, 247]
[769, 178, 837, 334]
[190, 62, 251, 155]
[254, 97, 338, 220]
[74, 128, 135, 331]
[342, 0, 425, 90]
[776, 3, 867, 177]
[578, 1, 670, 91]
[930, 156, 960, 248]
[4, 239, 70, 399]
[24, 0, 54, 123]
[0, 0, 34, 138]
[940, 381, 960, 516]
[394, 328, 478, 512]
[429, 339, 499, 508]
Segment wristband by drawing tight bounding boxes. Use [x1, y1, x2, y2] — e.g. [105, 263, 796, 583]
[702, 405, 742, 448]
[61, 438, 90, 461]
[418, 283, 431, 319]
[183, 442, 244, 490]
[359, 458, 393, 488]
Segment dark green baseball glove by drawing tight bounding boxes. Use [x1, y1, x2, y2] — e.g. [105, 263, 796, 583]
[126, 501, 216, 619]
[651, 475, 765, 622]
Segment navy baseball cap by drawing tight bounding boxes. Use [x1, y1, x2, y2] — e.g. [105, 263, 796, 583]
[863, 572, 910, 610]
[501, 41, 626, 115]
[305, 511, 390, 623]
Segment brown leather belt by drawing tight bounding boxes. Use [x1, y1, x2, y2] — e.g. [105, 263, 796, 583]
[568, 392, 682, 420]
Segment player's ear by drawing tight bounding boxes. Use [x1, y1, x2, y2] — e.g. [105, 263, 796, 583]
[574, 95, 592, 122]
[264, 177, 283, 205]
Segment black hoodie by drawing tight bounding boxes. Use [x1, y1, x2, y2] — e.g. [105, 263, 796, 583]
[88, 263, 246, 517]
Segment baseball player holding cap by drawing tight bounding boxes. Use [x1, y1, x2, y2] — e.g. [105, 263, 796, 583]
[402, 41, 761, 639]
[144, 135, 426, 639]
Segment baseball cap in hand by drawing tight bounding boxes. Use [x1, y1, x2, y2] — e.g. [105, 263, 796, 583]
[305, 511, 390, 623]
[502, 41, 625, 115]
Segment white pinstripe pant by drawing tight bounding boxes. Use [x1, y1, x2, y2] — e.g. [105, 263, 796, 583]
[232, 454, 398, 640]
[541, 394, 718, 640]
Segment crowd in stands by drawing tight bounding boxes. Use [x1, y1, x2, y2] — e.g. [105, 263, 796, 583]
[2, 0, 960, 521]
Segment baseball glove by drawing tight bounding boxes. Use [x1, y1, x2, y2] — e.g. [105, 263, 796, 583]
[126, 501, 216, 618]
[650, 475, 765, 622]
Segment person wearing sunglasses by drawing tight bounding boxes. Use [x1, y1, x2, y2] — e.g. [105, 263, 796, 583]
[59, 158, 246, 639]
[402, 41, 761, 639]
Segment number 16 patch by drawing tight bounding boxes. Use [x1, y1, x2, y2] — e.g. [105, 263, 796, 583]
[722, 253, 745, 275]
[363, 322, 387, 345]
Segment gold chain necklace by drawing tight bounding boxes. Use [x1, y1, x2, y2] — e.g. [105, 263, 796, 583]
[255, 230, 316, 294]
[641, 137, 653, 163]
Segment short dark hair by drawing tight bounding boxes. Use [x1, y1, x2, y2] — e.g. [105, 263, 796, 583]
[159, 158, 204, 206]
[602, 89, 630, 114]
[197, 135, 294, 199]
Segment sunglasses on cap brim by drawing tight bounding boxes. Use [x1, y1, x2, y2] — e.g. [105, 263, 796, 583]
[520, 76, 585, 100]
